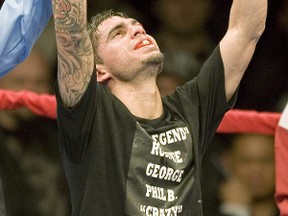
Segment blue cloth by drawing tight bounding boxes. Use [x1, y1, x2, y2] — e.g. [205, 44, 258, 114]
[0, 0, 52, 77]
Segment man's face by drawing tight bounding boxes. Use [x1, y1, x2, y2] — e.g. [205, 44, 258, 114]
[230, 135, 275, 200]
[96, 16, 164, 81]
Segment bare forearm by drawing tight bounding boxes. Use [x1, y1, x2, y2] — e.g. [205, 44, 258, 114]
[228, 0, 267, 40]
[220, 0, 267, 100]
[52, 0, 94, 107]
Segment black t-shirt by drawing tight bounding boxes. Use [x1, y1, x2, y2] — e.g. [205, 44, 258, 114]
[56, 45, 235, 216]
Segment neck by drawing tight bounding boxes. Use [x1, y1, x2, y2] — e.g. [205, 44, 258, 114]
[109, 77, 163, 119]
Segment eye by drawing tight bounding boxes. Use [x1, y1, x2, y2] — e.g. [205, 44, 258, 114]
[112, 30, 125, 38]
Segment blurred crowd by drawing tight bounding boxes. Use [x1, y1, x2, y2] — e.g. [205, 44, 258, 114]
[0, 0, 287, 215]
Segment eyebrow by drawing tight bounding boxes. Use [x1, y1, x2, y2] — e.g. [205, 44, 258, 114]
[106, 19, 140, 40]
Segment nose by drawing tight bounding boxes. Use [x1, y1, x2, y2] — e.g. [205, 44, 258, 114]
[130, 25, 146, 38]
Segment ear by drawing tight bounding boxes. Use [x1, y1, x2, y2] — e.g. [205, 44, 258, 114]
[96, 64, 111, 83]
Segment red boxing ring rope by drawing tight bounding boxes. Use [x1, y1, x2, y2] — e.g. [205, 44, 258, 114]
[0, 89, 281, 134]
[0, 89, 56, 119]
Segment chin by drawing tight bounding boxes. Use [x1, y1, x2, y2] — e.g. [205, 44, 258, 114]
[142, 51, 164, 65]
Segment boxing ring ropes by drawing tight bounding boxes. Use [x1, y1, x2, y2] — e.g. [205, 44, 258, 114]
[0, 89, 280, 134]
[0, 89, 287, 215]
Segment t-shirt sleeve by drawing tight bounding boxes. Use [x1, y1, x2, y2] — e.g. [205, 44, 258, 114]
[197, 44, 236, 114]
[0, 0, 52, 77]
[167, 45, 237, 154]
[55, 72, 97, 162]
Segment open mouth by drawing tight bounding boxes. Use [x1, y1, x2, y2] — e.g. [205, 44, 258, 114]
[135, 39, 153, 50]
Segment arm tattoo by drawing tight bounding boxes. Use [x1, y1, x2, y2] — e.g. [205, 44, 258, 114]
[53, 0, 94, 107]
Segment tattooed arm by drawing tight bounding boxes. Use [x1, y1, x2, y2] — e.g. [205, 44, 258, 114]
[52, 0, 94, 107]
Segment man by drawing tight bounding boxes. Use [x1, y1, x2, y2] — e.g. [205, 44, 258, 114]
[0, 0, 52, 77]
[218, 134, 278, 216]
[52, 0, 267, 215]
[153, 0, 215, 80]
[0, 49, 70, 216]
[0, 1, 51, 212]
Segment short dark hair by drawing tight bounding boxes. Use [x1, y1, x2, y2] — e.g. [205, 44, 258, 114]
[87, 10, 128, 64]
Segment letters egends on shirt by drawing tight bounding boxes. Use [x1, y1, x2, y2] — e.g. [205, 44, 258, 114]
[125, 122, 195, 216]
